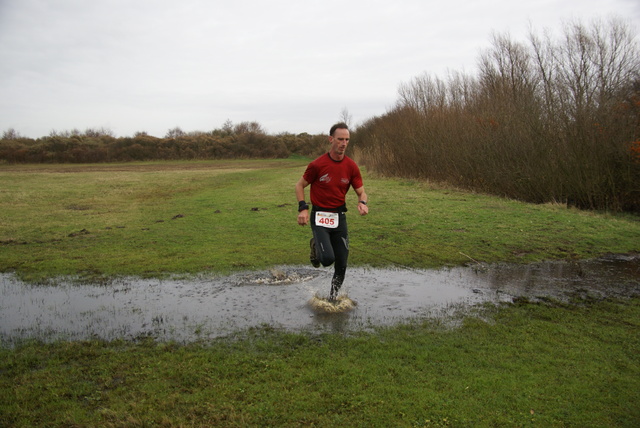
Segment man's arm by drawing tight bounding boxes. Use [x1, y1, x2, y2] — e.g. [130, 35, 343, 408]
[295, 177, 310, 226]
[354, 186, 369, 216]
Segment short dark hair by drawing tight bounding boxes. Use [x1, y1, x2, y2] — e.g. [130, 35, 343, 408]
[330, 122, 349, 136]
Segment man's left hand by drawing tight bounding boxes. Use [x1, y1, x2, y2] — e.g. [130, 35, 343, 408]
[358, 202, 369, 216]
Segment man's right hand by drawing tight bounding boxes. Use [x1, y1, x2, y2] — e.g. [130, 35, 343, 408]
[297, 209, 309, 226]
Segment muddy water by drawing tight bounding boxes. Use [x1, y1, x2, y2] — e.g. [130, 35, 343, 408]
[1, 254, 638, 345]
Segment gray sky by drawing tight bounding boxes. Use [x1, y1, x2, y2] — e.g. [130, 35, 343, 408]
[1, 0, 639, 138]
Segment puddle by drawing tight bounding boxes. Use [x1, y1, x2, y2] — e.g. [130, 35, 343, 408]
[1, 254, 638, 345]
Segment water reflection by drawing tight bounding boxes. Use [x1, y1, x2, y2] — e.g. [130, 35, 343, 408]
[1, 254, 638, 345]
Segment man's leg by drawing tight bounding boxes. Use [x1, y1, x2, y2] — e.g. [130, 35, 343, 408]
[309, 237, 320, 268]
[329, 216, 349, 300]
[311, 222, 335, 267]
[329, 271, 345, 300]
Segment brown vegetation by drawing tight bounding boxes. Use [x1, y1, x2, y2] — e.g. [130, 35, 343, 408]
[0, 122, 326, 163]
[351, 18, 640, 212]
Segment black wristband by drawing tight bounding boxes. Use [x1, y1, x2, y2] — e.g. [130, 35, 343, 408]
[359, 200, 367, 205]
[298, 201, 309, 212]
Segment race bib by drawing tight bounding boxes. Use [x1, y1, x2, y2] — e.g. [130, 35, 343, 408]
[315, 211, 339, 228]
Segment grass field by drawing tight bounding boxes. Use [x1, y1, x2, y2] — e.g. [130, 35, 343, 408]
[1, 159, 639, 426]
[1, 159, 638, 282]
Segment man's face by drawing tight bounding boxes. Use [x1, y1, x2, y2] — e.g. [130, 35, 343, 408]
[329, 128, 350, 156]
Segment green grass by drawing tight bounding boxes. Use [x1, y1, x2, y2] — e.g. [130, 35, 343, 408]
[1, 299, 638, 426]
[1, 160, 639, 426]
[1, 160, 638, 282]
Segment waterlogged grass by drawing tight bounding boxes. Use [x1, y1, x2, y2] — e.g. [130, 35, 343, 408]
[1, 160, 639, 426]
[1, 160, 638, 281]
[1, 299, 638, 426]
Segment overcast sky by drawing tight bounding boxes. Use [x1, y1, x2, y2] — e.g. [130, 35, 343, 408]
[1, 0, 639, 138]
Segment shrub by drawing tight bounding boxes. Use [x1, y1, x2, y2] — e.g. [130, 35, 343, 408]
[353, 17, 640, 212]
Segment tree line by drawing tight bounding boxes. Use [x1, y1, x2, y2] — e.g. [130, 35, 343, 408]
[351, 18, 640, 212]
[0, 121, 327, 163]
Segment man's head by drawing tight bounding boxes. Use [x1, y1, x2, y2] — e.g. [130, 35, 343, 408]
[330, 122, 349, 136]
[328, 122, 350, 159]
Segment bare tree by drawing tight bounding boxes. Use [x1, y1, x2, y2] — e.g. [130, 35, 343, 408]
[165, 127, 185, 139]
[2, 128, 21, 140]
[356, 16, 640, 211]
[339, 107, 353, 127]
[84, 127, 114, 138]
[221, 119, 234, 134]
[233, 121, 264, 134]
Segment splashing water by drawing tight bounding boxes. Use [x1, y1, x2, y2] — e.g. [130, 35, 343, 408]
[309, 294, 357, 313]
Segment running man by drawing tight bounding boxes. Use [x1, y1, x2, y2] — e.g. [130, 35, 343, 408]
[295, 122, 369, 301]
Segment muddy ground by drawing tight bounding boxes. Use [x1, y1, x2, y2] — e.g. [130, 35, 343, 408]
[1, 254, 638, 345]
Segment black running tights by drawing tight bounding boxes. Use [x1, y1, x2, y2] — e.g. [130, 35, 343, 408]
[311, 212, 349, 297]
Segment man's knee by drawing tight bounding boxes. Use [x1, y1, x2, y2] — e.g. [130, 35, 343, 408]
[318, 251, 335, 266]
